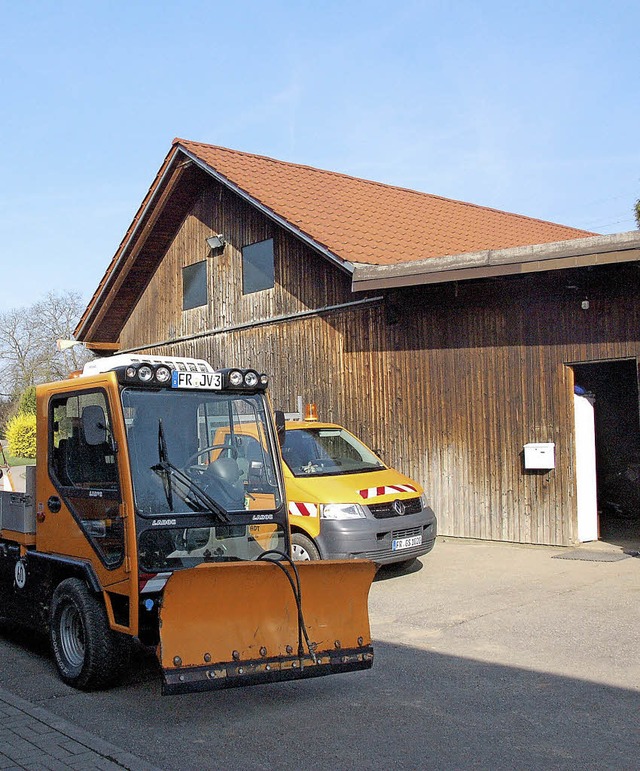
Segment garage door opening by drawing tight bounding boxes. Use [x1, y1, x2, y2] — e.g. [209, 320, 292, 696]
[572, 360, 640, 547]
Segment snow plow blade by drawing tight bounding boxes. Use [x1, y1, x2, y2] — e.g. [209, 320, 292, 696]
[158, 559, 376, 695]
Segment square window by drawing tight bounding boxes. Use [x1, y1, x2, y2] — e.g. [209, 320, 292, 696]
[242, 239, 274, 294]
[182, 261, 207, 310]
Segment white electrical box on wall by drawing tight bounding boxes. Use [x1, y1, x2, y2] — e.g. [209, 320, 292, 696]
[524, 442, 555, 470]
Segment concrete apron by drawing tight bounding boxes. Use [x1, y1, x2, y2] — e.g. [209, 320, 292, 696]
[371, 536, 640, 692]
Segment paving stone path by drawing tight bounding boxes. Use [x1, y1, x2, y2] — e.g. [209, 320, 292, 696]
[0, 688, 158, 771]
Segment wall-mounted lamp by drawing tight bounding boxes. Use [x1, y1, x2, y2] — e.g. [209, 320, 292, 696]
[206, 234, 226, 251]
[56, 339, 82, 351]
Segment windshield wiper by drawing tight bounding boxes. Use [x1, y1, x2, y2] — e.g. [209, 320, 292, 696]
[155, 419, 174, 511]
[151, 419, 230, 523]
[152, 454, 230, 524]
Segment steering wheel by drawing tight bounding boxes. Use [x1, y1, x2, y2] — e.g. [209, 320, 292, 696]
[183, 443, 237, 471]
[183, 445, 245, 511]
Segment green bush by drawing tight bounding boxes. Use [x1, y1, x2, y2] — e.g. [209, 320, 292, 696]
[6, 413, 37, 459]
[18, 386, 37, 416]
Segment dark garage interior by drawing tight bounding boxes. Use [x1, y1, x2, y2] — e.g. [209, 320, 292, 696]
[573, 359, 640, 546]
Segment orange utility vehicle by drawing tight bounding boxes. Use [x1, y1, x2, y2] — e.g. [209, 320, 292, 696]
[0, 355, 375, 694]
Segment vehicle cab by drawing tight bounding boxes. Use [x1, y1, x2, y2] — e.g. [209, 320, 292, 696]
[281, 408, 437, 566]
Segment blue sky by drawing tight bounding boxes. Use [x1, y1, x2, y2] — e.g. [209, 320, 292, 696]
[1, 0, 638, 312]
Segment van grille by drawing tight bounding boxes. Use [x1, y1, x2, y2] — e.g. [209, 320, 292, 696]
[367, 497, 422, 519]
[391, 526, 423, 540]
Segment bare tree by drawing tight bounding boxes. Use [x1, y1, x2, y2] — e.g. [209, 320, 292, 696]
[0, 290, 93, 396]
[32, 291, 94, 380]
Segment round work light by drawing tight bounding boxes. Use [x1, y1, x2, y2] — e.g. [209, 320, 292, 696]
[138, 365, 154, 382]
[244, 371, 259, 387]
[155, 365, 172, 384]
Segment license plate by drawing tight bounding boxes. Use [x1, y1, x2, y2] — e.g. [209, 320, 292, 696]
[171, 371, 222, 390]
[392, 535, 422, 551]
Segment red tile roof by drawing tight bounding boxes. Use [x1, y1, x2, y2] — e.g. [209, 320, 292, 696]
[177, 138, 594, 267]
[76, 138, 596, 343]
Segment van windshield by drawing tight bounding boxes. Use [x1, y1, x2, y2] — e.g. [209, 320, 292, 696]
[282, 427, 385, 477]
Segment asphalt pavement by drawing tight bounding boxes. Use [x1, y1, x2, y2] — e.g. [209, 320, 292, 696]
[0, 535, 639, 769]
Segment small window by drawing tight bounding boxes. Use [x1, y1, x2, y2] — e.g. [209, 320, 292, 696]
[242, 239, 274, 294]
[183, 261, 208, 310]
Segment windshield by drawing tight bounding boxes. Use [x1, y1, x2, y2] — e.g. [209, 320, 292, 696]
[122, 388, 283, 517]
[282, 427, 385, 478]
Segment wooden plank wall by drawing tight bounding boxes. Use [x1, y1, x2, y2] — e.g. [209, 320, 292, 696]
[336, 270, 640, 546]
[118, 178, 640, 546]
[119, 184, 355, 350]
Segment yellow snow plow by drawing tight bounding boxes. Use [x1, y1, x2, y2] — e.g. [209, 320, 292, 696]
[159, 558, 376, 694]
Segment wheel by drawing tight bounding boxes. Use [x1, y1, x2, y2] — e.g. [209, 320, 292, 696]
[49, 578, 130, 691]
[290, 533, 321, 561]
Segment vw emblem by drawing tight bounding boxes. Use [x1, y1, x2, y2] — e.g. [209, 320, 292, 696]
[392, 499, 406, 516]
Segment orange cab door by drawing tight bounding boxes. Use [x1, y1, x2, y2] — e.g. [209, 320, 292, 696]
[36, 376, 137, 634]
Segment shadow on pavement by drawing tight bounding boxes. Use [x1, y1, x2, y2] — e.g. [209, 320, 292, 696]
[1, 622, 637, 770]
[375, 557, 425, 581]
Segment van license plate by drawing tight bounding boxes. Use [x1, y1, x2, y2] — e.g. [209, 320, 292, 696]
[392, 535, 422, 551]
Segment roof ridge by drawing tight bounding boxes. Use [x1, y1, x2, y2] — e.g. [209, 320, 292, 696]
[173, 138, 591, 236]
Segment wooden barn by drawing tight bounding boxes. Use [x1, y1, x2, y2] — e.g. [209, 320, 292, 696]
[75, 138, 640, 547]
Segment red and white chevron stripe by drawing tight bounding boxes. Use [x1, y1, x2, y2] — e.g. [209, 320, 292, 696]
[139, 572, 171, 594]
[288, 502, 318, 517]
[358, 484, 417, 500]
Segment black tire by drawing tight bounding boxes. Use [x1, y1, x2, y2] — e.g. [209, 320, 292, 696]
[49, 578, 130, 691]
[290, 532, 321, 561]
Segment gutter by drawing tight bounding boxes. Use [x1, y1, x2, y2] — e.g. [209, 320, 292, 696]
[351, 231, 640, 292]
[113, 296, 384, 355]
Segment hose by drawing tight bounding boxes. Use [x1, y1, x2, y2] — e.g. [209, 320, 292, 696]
[256, 549, 318, 665]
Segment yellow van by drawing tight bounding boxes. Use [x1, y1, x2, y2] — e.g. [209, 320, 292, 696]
[206, 411, 437, 566]
[281, 415, 437, 566]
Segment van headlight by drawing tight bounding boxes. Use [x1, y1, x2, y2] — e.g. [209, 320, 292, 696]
[420, 493, 427, 509]
[321, 503, 366, 519]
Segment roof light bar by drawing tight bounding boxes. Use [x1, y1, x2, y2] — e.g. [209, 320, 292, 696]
[83, 353, 214, 377]
[113, 363, 269, 391]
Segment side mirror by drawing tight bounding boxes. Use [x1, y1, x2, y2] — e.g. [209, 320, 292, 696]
[274, 410, 286, 447]
[81, 405, 107, 446]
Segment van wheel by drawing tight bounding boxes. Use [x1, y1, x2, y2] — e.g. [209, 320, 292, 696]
[291, 533, 320, 561]
[50, 578, 128, 691]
